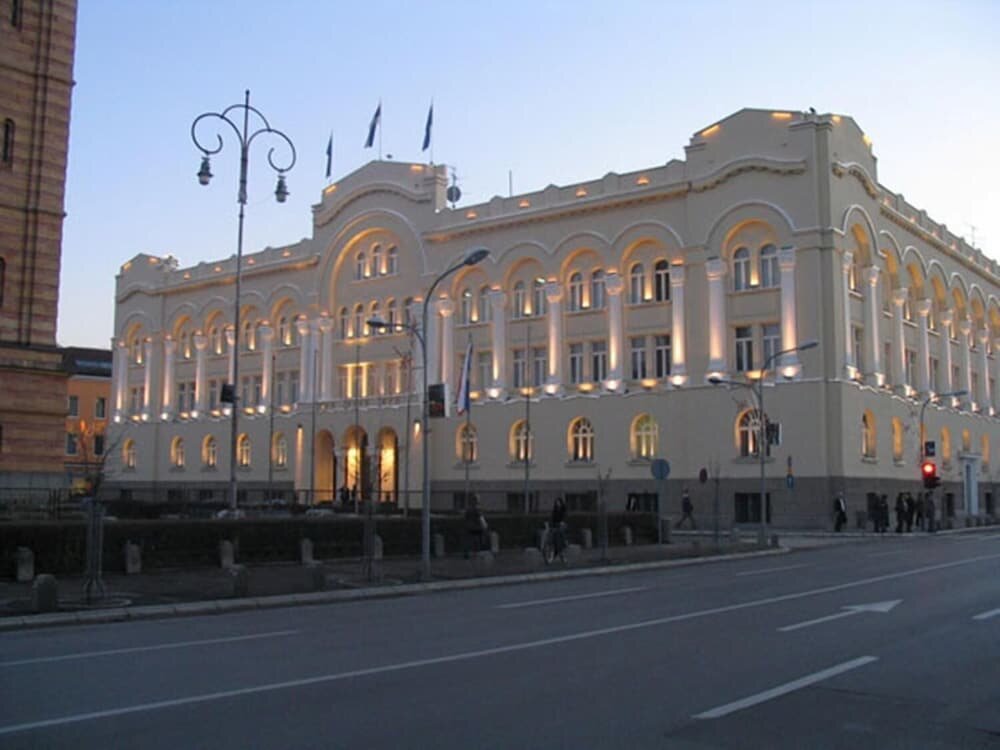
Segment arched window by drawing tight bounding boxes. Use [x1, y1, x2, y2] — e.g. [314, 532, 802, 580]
[533, 278, 547, 317]
[170, 436, 185, 468]
[733, 247, 751, 291]
[478, 286, 492, 323]
[354, 304, 364, 338]
[179, 331, 191, 360]
[892, 417, 904, 462]
[237, 433, 251, 467]
[629, 263, 644, 304]
[570, 417, 595, 462]
[862, 411, 876, 458]
[209, 326, 225, 355]
[591, 269, 606, 310]
[241, 319, 255, 351]
[371, 244, 383, 276]
[849, 254, 861, 292]
[386, 299, 398, 329]
[403, 297, 414, 327]
[387, 246, 399, 275]
[631, 414, 658, 459]
[654, 260, 670, 302]
[277, 316, 291, 346]
[459, 288, 472, 325]
[759, 244, 778, 289]
[511, 420, 532, 463]
[511, 281, 526, 320]
[458, 423, 478, 463]
[370, 302, 381, 335]
[123, 439, 137, 469]
[355, 251, 366, 280]
[273, 432, 287, 468]
[203, 436, 218, 468]
[339, 307, 349, 339]
[567, 272, 583, 312]
[737, 410, 762, 457]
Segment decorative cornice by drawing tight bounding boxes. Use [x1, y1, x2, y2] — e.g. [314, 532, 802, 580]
[314, 182, 433, 230]
[689, 157, 807, 193]
[831, 161, 878, 198]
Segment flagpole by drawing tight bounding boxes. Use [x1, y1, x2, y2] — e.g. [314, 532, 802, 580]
[523, 323, 531, 513]
[378, 102, 383, 161]
[463, 334, 472, 507]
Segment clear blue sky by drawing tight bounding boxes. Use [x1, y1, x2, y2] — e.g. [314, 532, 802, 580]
[59, 0, 1000, 348]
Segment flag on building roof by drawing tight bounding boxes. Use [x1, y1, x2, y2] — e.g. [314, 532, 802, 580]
[325, 133, 333, 178]
[456, 337, 473, 416]
[364, 101, 381, 148]
[422, 101, 433, 152]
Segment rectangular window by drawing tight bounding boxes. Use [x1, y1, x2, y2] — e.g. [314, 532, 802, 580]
[929, 358, 939, 392]
[351, 365, 363, 399]
[67, 395, 79, 417]
[591, 340, 608, 382]
[94, 434, 105, 456]
[971, 373, 979, 401]
[512, 348, 525, 389]
[852, 326, 865, 374]
[532, 346, 547, 387]
[290, 371, 300, 403]
[477, 351, 491, 389]
[209, 380, 219, 409]
[95, 397, 106, 420]
[240, 376, 251, 407]
[654, 335, 671, 378]
[884, 343, 892, 376]
[252, 375, 263, 405]
[735, 326, 754, 372]
[762, 324, 780, 369]
[569, 343, 584, 385]
[384, 361, 398, 395]
[365, 364, 377, 397]
[66, 432, 77, 456]
[952, 366, 961, 390]
[275, 373, 286, 406]
[629, 336, 646, 380]
[905, 349, 917, 387]
[176, 382, 187, 411]
[338, 366, 350, 399]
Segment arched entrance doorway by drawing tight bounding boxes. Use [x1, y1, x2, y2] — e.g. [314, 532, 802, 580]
[343, 425, 368, 500]
[314, 430, 335, 504]
[376, 427, 399, 505]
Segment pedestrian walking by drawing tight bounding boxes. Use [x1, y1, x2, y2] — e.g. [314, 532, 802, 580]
[895, 494, 906, 534]
[915, 493, 925, 531]
[904, 493, 915, 533]
[464, 495, 488, 558]
[833, 492, 847, 532]
[675, 488, 696, 529]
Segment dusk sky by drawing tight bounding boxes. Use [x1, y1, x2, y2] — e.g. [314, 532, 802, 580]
[59, 0, 1000, 348]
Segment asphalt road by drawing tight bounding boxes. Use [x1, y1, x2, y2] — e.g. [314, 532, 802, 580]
[2, 531, 1000, 749]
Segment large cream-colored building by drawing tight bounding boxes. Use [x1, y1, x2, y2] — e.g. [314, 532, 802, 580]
[108, 108, 1000, 527]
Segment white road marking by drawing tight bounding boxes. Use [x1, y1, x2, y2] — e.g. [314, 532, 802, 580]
[972, 608, 1000, 621]
[2, 552, 999, 736]
[735, 563, 811, 577]
[496, 586, 647, 609]
[693, 656, 878, 719]
[778, 600, 901, 632]
[0, 630, 300, 668]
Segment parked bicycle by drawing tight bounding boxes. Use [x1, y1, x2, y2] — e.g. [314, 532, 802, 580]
[541, 521, 567, 564]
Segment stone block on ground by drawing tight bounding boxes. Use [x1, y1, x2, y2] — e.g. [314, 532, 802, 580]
[16, 547, 34, 583]
[620, 526, 633, 546]
[124, 542, 142, 575]
[31, 574, 58, 613]
[300, 538, 314, 565]
[219, 540, 235, 569]
[433, 533, 445, 558]
[580, 528, 593, 550]
[489, 531, 500, 554]
[228, 564, 249, 597]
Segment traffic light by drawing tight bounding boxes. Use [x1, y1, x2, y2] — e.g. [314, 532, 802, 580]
[220, 383, 235, 404]
[921, 460, 940, 489]
[427, 383, 446, 418]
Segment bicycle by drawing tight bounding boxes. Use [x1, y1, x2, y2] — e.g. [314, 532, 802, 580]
[541, 521, 567, 564]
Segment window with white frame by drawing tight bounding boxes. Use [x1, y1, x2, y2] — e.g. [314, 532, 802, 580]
[654, 334, 671, 378]
[591, 270, 606, 310]
[591, 340, 607, 382]
[203, 436, 217, 468]
[630, 336, 646, 380]
[478, 286, 491, 323]
[289, 371, 299, 403]
[570, 417, 595, 462]
[852, 326, 865, 374]
[654, 260, 670, 302]
[733, 247, 751, 291]
[735, 326, 754, 372]
[459, 423, 478, 463]
[273, 433, 287, 468]
[459, 288, 472, 325]
[123, 439, 136, 468]
[370, 302, 381, 334]
[632, 414, 658, 459]
[237, 434, 252, 467]
[759, 244, 778, 289]
[208, 380, 219, 410]
[171, 437, 185, 468]
[95, 397, 106, 420]
[386, 300, 398, 329]
[567, 272, 583, 312]
[387, 246, 398, 275]
[355, 251, 366, 280]
[512, 282, 526, 320]
[354, 305, 364, 338]
[533, 278, 547, 317]
[629, 263, 644, 304]
[371, 244, 383, 276]
[241, 319, 255, 351]
[532, 346, 546, 387]
[905, 349, 917, 387]
[762, 324, 780, 370]
[738, 410, 765, 457]
[512, 420, 532, 463]
[512, 348, 526, 389]
[569, 343, 584, 384]
[477, 351, 491, 388]
[861, 412, 876, 458]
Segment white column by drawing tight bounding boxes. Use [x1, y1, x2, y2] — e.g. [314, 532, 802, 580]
[605, 272, 624, 388]
[225, 326, 236, 385]
[916, 300, 931, 396]
[977, 330, 990, 410]
[669, 263, 687, 385]
[778, 246, 801, 377]
[424, 299, 441, 387]
[489, 290, 507, 394]
[194, 332, 208, 414]
[113, 339, 127, 420]
[437, 298, 455, 401]
[863, 266, 882, 386]
[161, 337, 177, 417]
[259, 324, 275, 409]
[993, 338, 1000, 413]
[705, 258, 727, 377]
[545, 282, 563, 393]
[317, 315, 333, 402]
[891, 287, 908, 392]
[296, 317, 312, 403]
[841, 251, 855, 375]
[959, 319, 973, 408]
[142, 339, 155, 417]
[939, 312, 954, 394]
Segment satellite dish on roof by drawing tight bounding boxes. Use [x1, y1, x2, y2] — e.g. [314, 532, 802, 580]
[446, 185, 461, 204]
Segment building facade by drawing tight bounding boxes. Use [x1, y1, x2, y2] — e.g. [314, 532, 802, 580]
[0, 0, 77, 489]
[108, 109, 1000, 527]
[62, 347, 111, 494]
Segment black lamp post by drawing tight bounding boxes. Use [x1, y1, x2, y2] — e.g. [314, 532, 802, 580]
[191, 90, 296, 511]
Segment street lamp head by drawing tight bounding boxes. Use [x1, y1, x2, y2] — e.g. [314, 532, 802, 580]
[797, 339, 819, 351]
[274, 173, 289, 203]
[197, 156, 213, 186]
[463, 248, 490, 266]
[949, 389, 968, 398]
[366, 317, 388, 330]
[708, 377, 723, 385]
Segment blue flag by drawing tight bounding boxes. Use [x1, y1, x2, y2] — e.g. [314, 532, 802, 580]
[456, 338, 473, 416]
[422, 102, 433, 151]
[325, 133, 333, 178]
[364, 102, 381, 148]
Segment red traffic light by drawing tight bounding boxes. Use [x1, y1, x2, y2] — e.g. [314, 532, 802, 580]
[921, 460, 936, 477]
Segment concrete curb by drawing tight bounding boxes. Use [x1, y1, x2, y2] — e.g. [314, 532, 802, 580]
[0, 546, 788, 632]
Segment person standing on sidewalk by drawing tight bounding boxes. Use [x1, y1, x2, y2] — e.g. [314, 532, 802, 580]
[676, 488, 696, 529]
[833, 492, 847, 532]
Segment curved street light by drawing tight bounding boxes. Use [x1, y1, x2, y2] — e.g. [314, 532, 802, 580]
[709, 339, 818, 545]
[369, 247, 489, 578]
[191, 91, 296, 511]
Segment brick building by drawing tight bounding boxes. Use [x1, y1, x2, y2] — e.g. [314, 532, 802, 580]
[0, 0, 77, 490]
